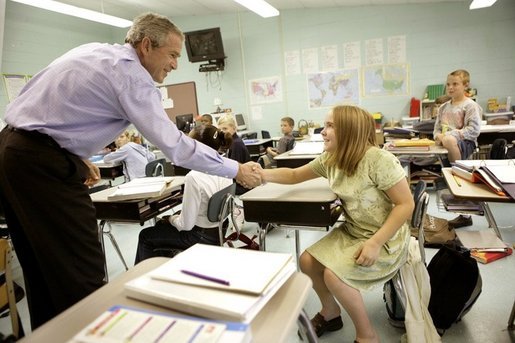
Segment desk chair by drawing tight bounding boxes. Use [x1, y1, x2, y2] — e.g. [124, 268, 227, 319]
[261, 130, 271, 139]
[384, 180, 429, 327]
[145, 158, 166, 177]
[0, 238, 25, 340]
[153, 183, 239, 257]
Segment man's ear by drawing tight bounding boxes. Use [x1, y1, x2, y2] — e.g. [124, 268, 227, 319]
[140, 37, 152, 55]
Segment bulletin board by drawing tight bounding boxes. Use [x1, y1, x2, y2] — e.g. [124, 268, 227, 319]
[160, 81, 199, 123]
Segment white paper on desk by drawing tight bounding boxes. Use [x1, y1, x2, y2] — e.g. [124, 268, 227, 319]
[289, 141, 324, 155]
[125, 261, 296, 323]
[456, 230, 509, 250]
[484, 165, 515, 183]
[149, 244, 293, 295]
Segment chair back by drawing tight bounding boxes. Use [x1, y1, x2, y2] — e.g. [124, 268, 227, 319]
[145, 158, 166, 177]
[261, 130, 271, 139]
[206, 183, 238, 246]
[314, 127, 323, 134]
[411, 180, 430, 262]
[0, 238, 21, 338]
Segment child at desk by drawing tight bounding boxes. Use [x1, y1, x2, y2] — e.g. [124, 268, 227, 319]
[134, 125, 233, 263]
[259, 105, 414, 342]
[433, 69, 482, 163]
[264, 116, 295, 167]
[103, 130, 156, 181]
[217, 114, 251, 195]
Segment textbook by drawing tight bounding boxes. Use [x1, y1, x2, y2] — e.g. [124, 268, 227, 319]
[390, 138, 435, 147]
[125, 244, 295, 322]
[440, 193, 483, 213]
[69, 305, 251, 343]
[456, 230, 510, 251]
[107, 177, 174, 201]
[471, 247, 513, 264]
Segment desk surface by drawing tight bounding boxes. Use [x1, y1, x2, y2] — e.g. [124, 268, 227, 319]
[243, 138, 273, 146]
[20, 257, 312, 343]
[240, 177, 335, 203]
[480, 124, 515, 133]
[442, 168, 511, 202]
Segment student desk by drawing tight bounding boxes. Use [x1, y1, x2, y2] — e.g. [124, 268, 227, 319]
[273, 140, 324, 168]
[442, 168, 512, 240]
[90, 177, 185, 279]
[478, 124, 515, 146]
[243, 138, 273, 158]
[240, 178, 341, 264]
[18, 257, 314, 343]
[386, 145, 448, 184]
[442, 167, 515, 329]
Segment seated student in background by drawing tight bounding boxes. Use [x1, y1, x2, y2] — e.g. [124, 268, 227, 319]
[433, 69, 482, 229]
[259, 105, 414, 341]
[266, 116, 295, 158]
[134, 125, 233, 263]
[103, 130, 156, 181]
[433, 69, 481, 163]
[200, 114, 213, 126]
[217, 114, 251, 194]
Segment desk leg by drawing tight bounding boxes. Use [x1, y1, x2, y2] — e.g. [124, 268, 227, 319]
[98, 220, 109, 283]
[258, 223, 268, 251]
[508, 299, 515, 330]
[295, 230, 301, 270]
[99, 220, 129, 275]
[482, 202, 503, 240]
[297, 309, 317, 343]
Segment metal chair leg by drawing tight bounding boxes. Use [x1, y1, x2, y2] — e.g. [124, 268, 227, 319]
[98, 220, 109, 282]
[508, 299, 515, 330]
[297, 309, 318, 343]
[103, 221, 129, 271]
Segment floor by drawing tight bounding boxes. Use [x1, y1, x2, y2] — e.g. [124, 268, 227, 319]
[1, 190, 514, 342]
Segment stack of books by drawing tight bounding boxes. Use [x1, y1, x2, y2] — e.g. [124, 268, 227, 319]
[107, 177, 175, 201]
[384, 138, 435, 152]
[124, 244, 295, 323]
[440, 193, 484, 214]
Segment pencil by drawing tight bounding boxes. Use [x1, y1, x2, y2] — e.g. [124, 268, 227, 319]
[181, 269, 230, 286]
[453, 174, 462, 187]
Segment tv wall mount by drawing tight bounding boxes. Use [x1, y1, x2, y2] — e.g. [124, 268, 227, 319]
[199, 59, 225, 73]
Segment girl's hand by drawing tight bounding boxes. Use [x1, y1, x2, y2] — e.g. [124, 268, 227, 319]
[354, 239, 381, 267]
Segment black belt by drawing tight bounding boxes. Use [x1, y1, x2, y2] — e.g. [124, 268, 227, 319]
[6, 125, 61, 149]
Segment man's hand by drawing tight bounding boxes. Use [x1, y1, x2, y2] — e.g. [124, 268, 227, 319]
[82, 159, 101, 187]
[236, 162, 262, 189]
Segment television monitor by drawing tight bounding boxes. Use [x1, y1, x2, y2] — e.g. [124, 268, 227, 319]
[184, 27, 225, 63]
[234, 113, 247, 131]
[175, 113, 194, 133]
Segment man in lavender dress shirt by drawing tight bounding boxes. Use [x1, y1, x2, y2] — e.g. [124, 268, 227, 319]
[0, 13, 261, 329]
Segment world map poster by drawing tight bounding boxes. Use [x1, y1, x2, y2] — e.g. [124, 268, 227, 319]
[307, 69, 359, 109]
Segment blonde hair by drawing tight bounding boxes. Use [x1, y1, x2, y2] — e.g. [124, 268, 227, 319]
[449, 69, 470, 86]
[217, 114, 236, 129]
[125, 12, 183, 48]
[326, 105, 377, 176]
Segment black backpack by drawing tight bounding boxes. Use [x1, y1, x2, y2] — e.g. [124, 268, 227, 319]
[427, 244, 482, 334]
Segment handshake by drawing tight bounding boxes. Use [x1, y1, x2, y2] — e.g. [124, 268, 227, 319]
[235, 161, 264, 189]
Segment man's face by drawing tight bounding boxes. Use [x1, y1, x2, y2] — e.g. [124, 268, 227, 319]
[140, 33, 183, 83]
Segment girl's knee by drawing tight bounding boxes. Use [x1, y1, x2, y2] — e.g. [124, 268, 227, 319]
[299, 251, 316, 273]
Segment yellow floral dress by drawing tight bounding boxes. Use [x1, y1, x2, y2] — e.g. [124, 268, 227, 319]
[307, 146, 410, 291]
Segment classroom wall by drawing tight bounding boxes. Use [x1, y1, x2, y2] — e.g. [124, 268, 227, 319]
[2, 0, 515, 137]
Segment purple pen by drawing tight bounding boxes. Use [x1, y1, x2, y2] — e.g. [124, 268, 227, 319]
[180, 269, 230, 286]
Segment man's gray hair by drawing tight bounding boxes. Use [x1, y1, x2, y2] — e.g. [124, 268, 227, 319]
[125, 12, 183, 48]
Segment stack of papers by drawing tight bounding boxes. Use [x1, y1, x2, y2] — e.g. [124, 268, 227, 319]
[107, 177, 174, 201]
[70, 305, 251, 343]
[125, 244, 295, 323]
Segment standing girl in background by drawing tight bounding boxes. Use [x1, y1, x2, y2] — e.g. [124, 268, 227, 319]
[259, 105, 414, 342]
[103, 130, 156, 181]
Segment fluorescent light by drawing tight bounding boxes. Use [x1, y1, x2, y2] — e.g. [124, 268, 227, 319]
[469, 0, 498, 10]
[10, 0, 133, 27]
[233, 0, 279, 18]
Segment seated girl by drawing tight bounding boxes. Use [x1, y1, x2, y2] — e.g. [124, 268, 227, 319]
[258, 105, 414, 342]
[134, 125, 233, 263]
[103, 130, 155, 181]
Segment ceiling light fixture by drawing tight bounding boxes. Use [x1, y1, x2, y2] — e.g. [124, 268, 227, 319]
[233, 0, 279, 18]
[10, 0, 133, 28]
[469, 0, 498, 10]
